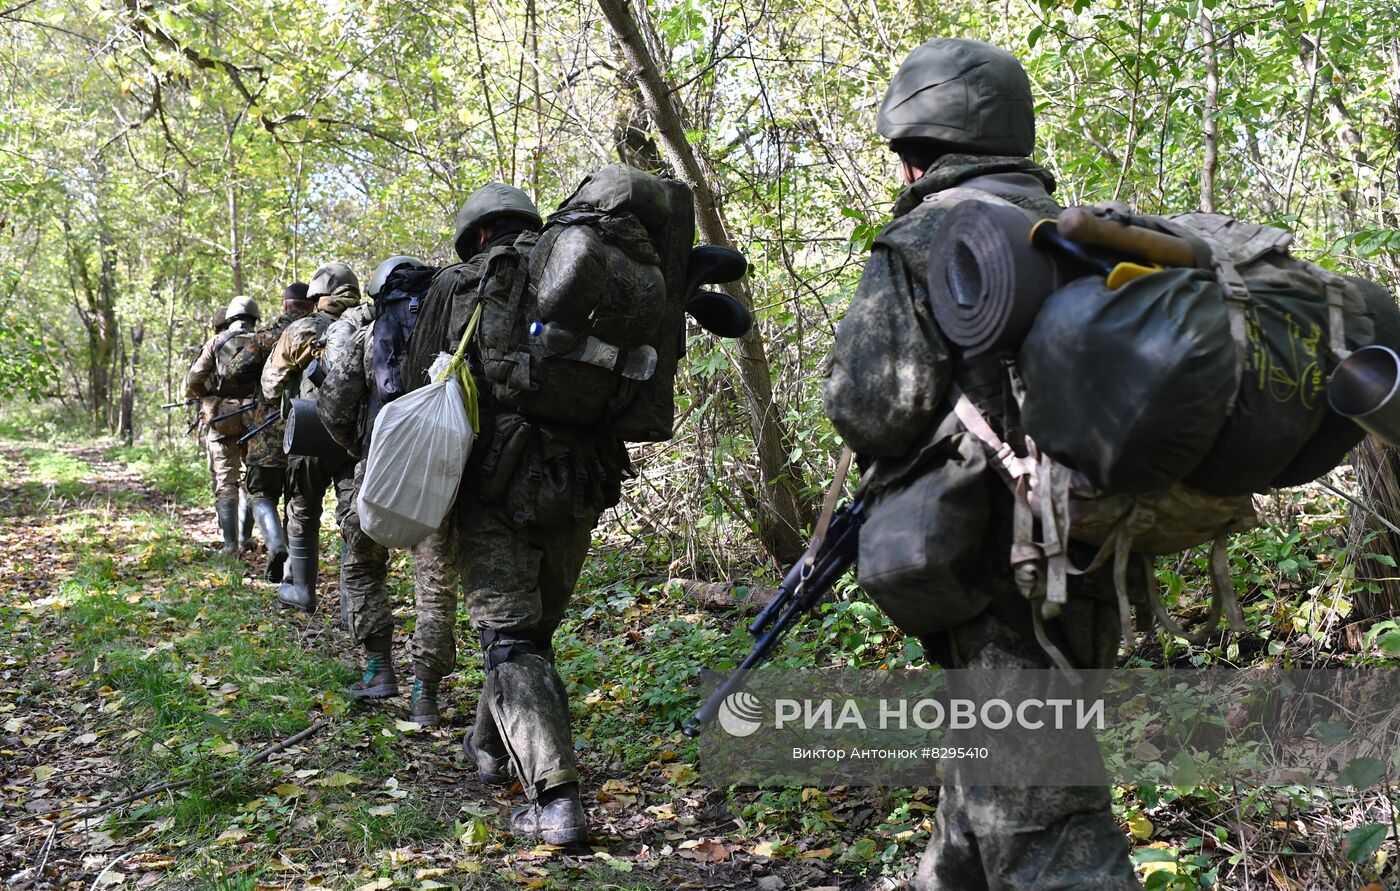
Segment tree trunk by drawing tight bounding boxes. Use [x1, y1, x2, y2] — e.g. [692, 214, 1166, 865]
[1199, 9, 1219, 213]
[1348, 438, 1400, 622]
[597, 0, 812, 565]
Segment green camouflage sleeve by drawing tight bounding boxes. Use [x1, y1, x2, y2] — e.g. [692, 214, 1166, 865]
[821, 243, 953, 458]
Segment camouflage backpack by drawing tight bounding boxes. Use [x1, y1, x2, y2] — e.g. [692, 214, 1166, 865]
[473, 166, 695, 441]
[206, 328, 259, 397]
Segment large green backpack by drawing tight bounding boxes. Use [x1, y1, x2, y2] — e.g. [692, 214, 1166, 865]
[474, 166, 696, 441]
[206, 328, 258, 397]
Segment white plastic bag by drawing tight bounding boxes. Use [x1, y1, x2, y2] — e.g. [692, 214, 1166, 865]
[357, 373, 475, 548]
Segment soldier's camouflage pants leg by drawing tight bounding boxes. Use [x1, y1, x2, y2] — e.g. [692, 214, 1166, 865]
[458, 500, 596, 799]
[206, 431, 244, 503]
[340, 460, 391, 645]
[913, 598, 1141, 890]
[243, 463, 286, 503]
[285, 453, 355, 544]
[411, 521, 460, 679]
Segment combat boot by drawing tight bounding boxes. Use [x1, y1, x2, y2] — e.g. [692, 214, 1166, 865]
[408, 676, 440, 727]
[215, 499, 240, 556]
[462, 717, 511, 784]
[238, 491, 255, 551]
[277, 534, 317, 612]
[510, 782, 587, 846]
[250, 498, 288, 582]
[350, 635, 398, 699]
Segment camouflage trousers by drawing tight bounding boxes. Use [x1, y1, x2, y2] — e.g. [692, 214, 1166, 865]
[285, 452, 356, 544]
[341, 461, 462, 678]
[206, 431, 245, 502]
[243, 463, 285, 503]
[913, 595, 1141, 890]
[459, 496, 597, 799]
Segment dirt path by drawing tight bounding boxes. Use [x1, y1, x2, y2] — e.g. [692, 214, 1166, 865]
[0, 441, 908, 889]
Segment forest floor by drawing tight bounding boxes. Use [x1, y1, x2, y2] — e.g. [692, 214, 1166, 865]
[0, 432, 1398, 890]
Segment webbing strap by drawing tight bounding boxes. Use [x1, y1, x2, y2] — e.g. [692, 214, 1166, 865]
[809, 446, 854, 559]
[795, 445, 854, 599]
[1213, 256, 1251, 415]
[1324, 277, 1353, 361]
[950, 387, 1037, 484]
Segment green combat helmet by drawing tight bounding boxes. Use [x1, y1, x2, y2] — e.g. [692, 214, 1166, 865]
[307, 262, 360, 300]
[453, 183, 541, 261]
[877, 37, 1035, 157]
[225, 295, 260, 324]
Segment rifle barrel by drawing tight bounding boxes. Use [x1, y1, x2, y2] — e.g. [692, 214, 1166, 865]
[237, 414, 278, 444]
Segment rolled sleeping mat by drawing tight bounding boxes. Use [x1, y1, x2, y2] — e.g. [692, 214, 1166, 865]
[284, 398, 350, 459]
[926, 200, 1059, 357]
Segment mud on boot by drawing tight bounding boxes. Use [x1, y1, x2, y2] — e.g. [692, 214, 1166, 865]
[350, 648, 399, 700]
[510, 782, 587, 847]
[462, 724, 511, 785]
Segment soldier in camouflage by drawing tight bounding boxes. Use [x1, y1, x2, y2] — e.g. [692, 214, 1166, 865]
[261, 263, 362, 612]
[186, 295, 261, 555]
[318, 255, 460, 727]
[402, 183, 626, 846]
[223, 282, 314, 581]
[822, 39, 1143, 889]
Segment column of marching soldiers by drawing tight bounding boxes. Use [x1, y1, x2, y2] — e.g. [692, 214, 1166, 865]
[174, 38, 1199, 888]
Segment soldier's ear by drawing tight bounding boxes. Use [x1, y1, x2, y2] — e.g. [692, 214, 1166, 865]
[899, 159, 923, 185]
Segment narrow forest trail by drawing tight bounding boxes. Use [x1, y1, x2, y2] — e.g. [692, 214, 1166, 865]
[0, 437, 916, 890]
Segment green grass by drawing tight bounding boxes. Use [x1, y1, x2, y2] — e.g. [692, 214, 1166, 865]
[21, 446, 91, 498]
[106, 441, 208, 503]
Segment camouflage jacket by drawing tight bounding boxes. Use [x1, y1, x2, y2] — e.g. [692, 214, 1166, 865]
[318, 305, 379, 458]
[233, 313, 297, 467]
[822, 154, 1060, 460]
[260, 286, 361, 401]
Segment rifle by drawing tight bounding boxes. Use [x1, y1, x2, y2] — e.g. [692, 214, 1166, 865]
[161, 398, 197, 409]
[238, 413, 279, 445]
[685, 451, 866, 737]
[210, 401, 257, 424]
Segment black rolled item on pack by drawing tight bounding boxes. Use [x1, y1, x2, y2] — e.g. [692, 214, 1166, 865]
[926, 199, 1059, 357]
[686, 290, 752, 338]
[1018, 269, 1237, 493]
[283, 397, 350, 460]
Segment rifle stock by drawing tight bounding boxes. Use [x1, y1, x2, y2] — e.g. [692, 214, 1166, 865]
[684, 498, 865, 737]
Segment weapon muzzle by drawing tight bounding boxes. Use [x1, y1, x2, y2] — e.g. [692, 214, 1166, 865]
[1329, 345, 1400, 447]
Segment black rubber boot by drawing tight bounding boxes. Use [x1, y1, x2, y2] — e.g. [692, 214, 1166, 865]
[350, 635, 398, 700]
[408, 671, 441, 727]
[238, 490, 255, 551]
[277, 535, 317, 612]
[215, 499, 240, 556]
[251, 498, 288, 582]
[510, 782, 587, 846]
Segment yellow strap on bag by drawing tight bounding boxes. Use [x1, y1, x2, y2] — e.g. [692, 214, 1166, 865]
[434, 303, 483, 434]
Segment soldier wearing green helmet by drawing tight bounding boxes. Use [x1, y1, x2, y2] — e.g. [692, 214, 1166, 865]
[186, 294, 261, 555]
[402, 182, 627, 847]
[823, 39, 1143, 889]
[261, 262, 363, 613]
